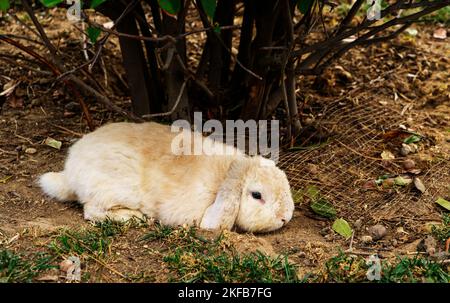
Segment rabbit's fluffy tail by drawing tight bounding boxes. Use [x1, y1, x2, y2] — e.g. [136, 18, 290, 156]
[39, 172, 76, 201]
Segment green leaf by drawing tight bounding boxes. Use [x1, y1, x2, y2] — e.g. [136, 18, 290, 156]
[0, 0, 10, 12]
[157, 0, 181, 16]
[403, 135, 421, 144]
[297, 0, 315, 14]
[332, 218, 353, 240]
[291, 189, 303, 204]
[39, 0, 64, 8]
[87, 26, 101, 43]
[305, 185, 320, 201]
[394, 176, 412, 186]
[436, 197, 450, 211]
[90, 0, 107, 9]
[375, 174, 389, 185]
[201, 0, 217, 19]
[310, 198, 336, 219]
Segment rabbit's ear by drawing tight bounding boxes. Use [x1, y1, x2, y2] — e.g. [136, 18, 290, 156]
[200, 158, 247, 230]
[200, 190, 240, 230]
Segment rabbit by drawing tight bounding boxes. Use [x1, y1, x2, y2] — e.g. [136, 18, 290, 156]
[38, 122, 295, 233]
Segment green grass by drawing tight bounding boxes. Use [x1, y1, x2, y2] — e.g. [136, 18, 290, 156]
[382, 256, 449, 283]
[141, 224, 299, 283]
[421, 6, 450, 24]
[312, 251, 449, 283]
[0, 250, 57, 283]
[431, 213, 450, 245]
[49, 219, 129, 257]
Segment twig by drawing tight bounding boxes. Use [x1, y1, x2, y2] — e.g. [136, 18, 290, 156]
[21, 0, 58, 57]
[50, 124, 83, 137]
[20, 0, 95, 131]
[348, 231, 355, 252]
[87, 0, 140, 72]
[1, 34, 44, 46]
[142, 79, 188, 118]
[0, 57, 53, 76]
[8, 11, 41, 38]
[69, 76, 143, 122]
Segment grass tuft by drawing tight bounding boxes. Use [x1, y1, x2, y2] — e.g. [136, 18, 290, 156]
[0, 250, 57, 282]
[142, 224, 298, 283]
[314, 251, 449, 283]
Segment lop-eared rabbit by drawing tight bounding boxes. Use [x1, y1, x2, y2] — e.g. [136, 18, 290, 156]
[39, 122, 294, 232]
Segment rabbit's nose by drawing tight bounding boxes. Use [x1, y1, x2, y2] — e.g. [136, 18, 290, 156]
[281, 219, 286, 225]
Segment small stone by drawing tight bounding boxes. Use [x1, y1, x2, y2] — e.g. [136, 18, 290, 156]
[59, 259, 74, 273]
[24, 147, 37, 154]
[368, 224, 387, 241]
[400, 144, 412, 156]
[354, 219, 363, 230]
[319, 227, 329, 236]
[403, 159, 415, 170]
[409, 143, 419, 153]
[64, 101, 80, 112]
[361, 235, 373, 243]
[305, 163, 319, 175]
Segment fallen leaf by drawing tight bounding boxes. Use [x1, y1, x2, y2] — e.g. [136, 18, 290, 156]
[375, 174, 390, 185]
[59, 256, 81, 282]
[407, 169, 422, 175]
[363, 180, 377, 189]
[405, 28, 418, 36]
[332, 218, 353, 240]
[291, 189, 303, 204]
[7, 94, 24, 109]
[436, 197, 450, 211]
[413, 177, 425, 193]
[394, 176, 412, 186]
[44, 137, 62, 150]
[403, 135, 421, 144]
[382, 178, 396, 188]
[305, 185, 320, 201]
[381, 150, 395, 160]
[310, 198, 336, 219]
[433, 28, 447, 40]
[0, 80, 20, 97]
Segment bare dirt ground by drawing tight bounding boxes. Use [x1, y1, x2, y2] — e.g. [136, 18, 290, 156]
[0, 9, 449, 282]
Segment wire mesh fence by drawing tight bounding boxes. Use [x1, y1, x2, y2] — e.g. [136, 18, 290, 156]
[278, 96, 449, 231]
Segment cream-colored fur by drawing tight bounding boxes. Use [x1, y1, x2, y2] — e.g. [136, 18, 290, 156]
[39, 122, 294, 232]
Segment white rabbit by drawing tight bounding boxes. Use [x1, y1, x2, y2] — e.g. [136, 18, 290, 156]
[39, 122, 294, 232]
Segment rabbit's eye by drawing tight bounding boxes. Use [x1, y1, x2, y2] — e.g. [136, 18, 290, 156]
[251, 192, 262, 200]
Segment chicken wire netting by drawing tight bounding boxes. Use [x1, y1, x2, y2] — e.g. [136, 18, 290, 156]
[277, 97, 449, 230]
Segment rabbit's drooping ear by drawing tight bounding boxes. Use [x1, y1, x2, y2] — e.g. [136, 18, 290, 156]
[200, 158, 248, 230]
